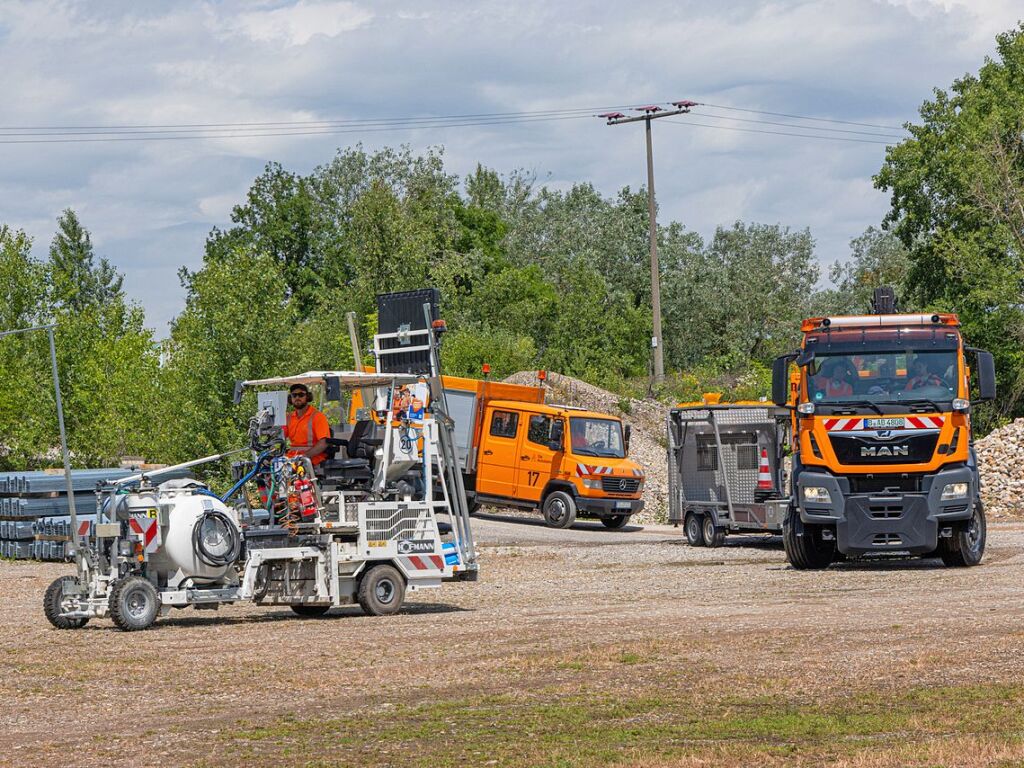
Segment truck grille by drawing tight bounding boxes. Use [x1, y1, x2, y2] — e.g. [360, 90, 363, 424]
[829, 433, 939, 465]
[601, 477, 640, 494]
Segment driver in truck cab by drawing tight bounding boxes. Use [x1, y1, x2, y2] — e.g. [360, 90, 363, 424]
[813, 360, 855, 399]
[905, 359, 946, 390]
[284, 383, 330, 466]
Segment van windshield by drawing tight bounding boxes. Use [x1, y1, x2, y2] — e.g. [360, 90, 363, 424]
[569, 418, 625, 458]
[807, 349, 958, 405]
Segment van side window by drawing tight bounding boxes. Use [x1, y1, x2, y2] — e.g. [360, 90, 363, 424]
[527, 414, 552, 446]
[489, 410, 519, 439]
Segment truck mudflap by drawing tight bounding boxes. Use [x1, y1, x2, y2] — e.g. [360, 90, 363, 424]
[797, 467, 975, 556]
[576, 496, 644, 518]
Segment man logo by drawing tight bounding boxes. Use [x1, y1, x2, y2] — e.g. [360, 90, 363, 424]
[860, 445, 909, 458]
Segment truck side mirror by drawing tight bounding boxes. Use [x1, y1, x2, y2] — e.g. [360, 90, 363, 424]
[771, 355, 795, 406]
[547, 420, 564, 452]
[325, 376, 342, 401]
[232, 380, 244, 405]
[624, 424, 632, 454]
[971, 349, 997, 401]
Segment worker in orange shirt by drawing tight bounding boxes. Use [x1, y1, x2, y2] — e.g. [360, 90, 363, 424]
[284, 384, 330, 466]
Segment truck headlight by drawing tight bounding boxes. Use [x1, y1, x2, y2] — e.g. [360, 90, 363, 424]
[637, 480, 645, 492]
[940, 482, 968, 500]
[582, 478, 601, 490]
[797, 402, 816, 415]
[803, 486, 831, 504]
[952, 398, 970, 412]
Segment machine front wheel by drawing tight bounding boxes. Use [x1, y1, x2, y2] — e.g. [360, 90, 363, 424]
[783, 511, 835, 570]
[938, 501, 986, 567]
[291, 604, 331, 617]
[109, 576, 160, 631]
[542, 491, 577, 529]
[43, 575, 88, 630]
[358, 565, 406, 616]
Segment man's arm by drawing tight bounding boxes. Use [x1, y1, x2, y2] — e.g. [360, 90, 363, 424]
[301, 411, 332, 460]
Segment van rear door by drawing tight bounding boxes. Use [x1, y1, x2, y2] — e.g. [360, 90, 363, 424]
[475, 407, 522, 499]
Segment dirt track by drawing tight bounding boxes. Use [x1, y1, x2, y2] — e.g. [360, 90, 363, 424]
[2, 516, 1024, 767]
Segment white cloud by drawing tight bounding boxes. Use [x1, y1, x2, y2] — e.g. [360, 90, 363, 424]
[231, 1, 373, 46]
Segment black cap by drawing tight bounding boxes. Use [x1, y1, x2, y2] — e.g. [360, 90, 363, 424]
[289, 383, 311, 396]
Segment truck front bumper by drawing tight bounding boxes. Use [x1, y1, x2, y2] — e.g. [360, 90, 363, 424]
[797, 467, 975, 556]
[576, 496, 644, 518]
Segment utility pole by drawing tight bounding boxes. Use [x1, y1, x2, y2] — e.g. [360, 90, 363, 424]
[601, 101, 697, 386]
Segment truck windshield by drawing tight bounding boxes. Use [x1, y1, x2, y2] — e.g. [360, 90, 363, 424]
[806, 349, 958, 405]
[569, 418, 625, 458]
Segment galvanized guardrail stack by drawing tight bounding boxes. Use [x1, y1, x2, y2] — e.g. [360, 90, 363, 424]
[0, 468, 190, 561]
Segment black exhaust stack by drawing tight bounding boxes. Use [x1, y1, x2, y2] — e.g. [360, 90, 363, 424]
[870, 286, 897, 315]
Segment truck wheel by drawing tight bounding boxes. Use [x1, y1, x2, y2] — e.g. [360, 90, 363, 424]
[782, 511, 835, 570]
[109, 576, 160, 631]
[43, 575, 88, 629]
[684, 513, 705, 547]
[601, 514, 630, 530]
[702, 515, 726, 548]
[291, 605, 331, 617]
[357, 564, 406, 616]
[938, 501, 986, 567]
[542, 491, 577, 529]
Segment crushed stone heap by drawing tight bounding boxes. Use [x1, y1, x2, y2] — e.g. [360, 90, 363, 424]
[976, 418, 1024, 519]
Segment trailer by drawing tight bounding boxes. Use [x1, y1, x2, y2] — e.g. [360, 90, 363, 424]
[667, 400, 789, 547]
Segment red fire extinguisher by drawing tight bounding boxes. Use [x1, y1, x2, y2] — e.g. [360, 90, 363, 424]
[294, 477, 318, 519]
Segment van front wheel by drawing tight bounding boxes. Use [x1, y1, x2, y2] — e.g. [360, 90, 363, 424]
[542, 491, 577, 529]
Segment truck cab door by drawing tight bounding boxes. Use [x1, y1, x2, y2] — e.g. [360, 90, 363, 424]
[475, 408, 522, 499]
[516, 413, 562, 502]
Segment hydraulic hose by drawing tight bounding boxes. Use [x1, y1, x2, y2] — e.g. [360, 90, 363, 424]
[192, 509, 241, 567]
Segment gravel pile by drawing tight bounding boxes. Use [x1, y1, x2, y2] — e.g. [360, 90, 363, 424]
[504, 371, 670, 523]
[977, 418, 1024, 518]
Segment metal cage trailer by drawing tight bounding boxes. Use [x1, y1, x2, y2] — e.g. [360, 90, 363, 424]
[667, 402, 789, 547]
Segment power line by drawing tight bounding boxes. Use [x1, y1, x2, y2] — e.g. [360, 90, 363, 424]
[699, 102, 907, 132]
[694, 109, 906, 140]
[665, 118, 897, 145]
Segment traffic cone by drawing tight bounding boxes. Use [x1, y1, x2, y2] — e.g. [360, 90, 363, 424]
[756, 449, 773, 491]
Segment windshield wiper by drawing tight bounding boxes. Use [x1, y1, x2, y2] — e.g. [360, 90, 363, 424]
[572, 448, 600, 457]
[827, 400, 883, 415]
[899, 398, 947, 412]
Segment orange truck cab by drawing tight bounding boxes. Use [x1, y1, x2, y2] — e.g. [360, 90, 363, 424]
[441, 376, 645, 529]
[771, 288, 997, 568]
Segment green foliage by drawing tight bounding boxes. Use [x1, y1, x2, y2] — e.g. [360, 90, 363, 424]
[817, 227, 912, 315]
[876, 23, 1024, 422]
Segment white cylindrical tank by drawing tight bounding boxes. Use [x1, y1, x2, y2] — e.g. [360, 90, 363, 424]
[141, 488, 241, 583]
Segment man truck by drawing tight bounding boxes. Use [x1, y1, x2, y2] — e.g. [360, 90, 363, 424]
[771, 288, 996, 568]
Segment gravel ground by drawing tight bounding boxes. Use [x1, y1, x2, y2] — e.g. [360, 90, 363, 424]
[2, 517, 1024, 766]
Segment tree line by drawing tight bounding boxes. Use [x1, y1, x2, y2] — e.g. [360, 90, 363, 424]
[2, 23, 1022, 470]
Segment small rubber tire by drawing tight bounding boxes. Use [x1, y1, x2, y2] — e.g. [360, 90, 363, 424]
[44, 575, 88, 630]
[782, 510, 835, 570]
[290, 604, 331, 617]
[109, 576, 160, 631]
[357, 564, 406, 616]
[684, 513, 705, 547]
[601, 514, 630, 530]
[702, 515, 726, 548]
[938, 501, 986, 567]
[542, 490, 577, 529]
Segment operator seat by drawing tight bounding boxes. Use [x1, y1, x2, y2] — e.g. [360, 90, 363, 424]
[320, 420, 375, 487]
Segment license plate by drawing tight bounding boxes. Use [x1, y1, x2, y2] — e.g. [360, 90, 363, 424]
[865, 418, 905, 429]
[615, 501, 632, 510]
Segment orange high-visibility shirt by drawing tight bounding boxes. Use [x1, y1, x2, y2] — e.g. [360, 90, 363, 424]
[285, 407, 330, 465]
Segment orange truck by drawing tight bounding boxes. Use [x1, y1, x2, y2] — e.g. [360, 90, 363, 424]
[771, 288, 997, 568]
[439, 375, 646, 529]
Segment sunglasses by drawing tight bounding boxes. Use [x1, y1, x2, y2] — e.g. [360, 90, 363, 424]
[289, 392, 308, 399]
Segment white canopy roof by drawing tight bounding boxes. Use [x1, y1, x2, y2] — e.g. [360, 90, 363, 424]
[241, 370, 419, 389]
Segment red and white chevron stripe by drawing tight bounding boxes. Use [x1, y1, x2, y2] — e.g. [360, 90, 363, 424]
[905, 415, 945, 429]
[575, 463, 613, 477]
[129, 516, 160, 553]
[401, 555, 444, 571]
[822, 416, 945, 431]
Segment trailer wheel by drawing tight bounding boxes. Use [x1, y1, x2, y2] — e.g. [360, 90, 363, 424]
[357, 564, 406, 616]
[290, 604, 331, 617]
[684, 513, 704, 547]
[938, 501, 986, 567]
[601, 514, 630, 530]
[43, 575, 88, 630]
[542, 491, 577, 529]
[782, 511, 835, 570]
[702, 515, 726, 548]
[109, 576, 160, 631]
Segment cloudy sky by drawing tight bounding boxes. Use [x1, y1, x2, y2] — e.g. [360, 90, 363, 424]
[1, 0, 1021, 334]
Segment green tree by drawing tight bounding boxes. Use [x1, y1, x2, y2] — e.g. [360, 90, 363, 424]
[817, 226, 912, 315]
[49, 209, 124, 314]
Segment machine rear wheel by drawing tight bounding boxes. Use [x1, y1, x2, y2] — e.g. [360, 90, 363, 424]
[684, 513, 704, 546]
[290, 604, 331, 617]
[702, 515, 726, 548]
[542, 491, 577, 529]
[601, 515, 629, 530]
[783, 511, 835, 570]
[358, 564, 406, 616]
[109, 576, 160, 631]
[44, 575, 88, 629]
[938, 501, 986, 567]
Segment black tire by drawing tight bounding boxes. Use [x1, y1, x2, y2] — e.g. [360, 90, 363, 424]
[702, 515, 726, 548]
[44, 575, 88, 630]
[601, 514, 630, 530]
[357, 564, 406, 616]
[109, 576, 160, 631]
[938, 501, 986, 567]
[542, 490, 577, 529]
[684, 513, 705, 547]
[782, 510, 835, 570]
[290, 604, 331, 617]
